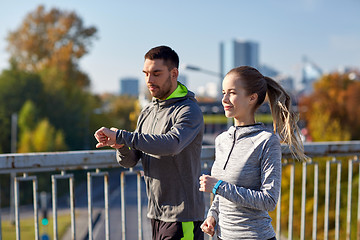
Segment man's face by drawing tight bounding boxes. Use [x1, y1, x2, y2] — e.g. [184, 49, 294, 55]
[143, 59, 177, 100]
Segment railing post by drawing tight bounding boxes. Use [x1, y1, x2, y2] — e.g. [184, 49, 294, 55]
[137, 172, 143, 240]
[346, 158, 353, 240]
[120, 171, 126, 240]
[87, 169, 109, 240]
[51, 171, 75, 240]
[300, 159, 318, 240]
[324, 158, 341, 240]
[277, 160, 295, 240]
[300, 161, 307, 240]
[357, 156, 360, 240]
[14, 173, 39, 240]
[335, 159, 342, 240]
[312, 162, 319, 240]
[87, 171, 93, 240]
[346, 155, 360, 240]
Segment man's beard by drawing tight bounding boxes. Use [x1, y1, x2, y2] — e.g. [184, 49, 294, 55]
[149, 75, 173, 99]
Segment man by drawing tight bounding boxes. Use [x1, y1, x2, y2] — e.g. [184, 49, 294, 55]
[94, 45, 205, 240]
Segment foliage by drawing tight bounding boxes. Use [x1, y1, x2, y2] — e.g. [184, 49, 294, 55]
[18, 117, 67, 153]
[0, 65, 44, 153]
[18, 100, 38, 133]
[97, 94, 139, 131]
[1, 5, 102, 151]
[299, 70, 360, 141]
[6, 5, 97, 90]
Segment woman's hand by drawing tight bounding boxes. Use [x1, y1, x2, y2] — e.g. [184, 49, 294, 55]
[200, 216, 216, 237]
[199, 175, 219, 193]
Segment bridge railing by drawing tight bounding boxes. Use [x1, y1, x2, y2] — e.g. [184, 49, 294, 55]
[0, 141, 360, 240]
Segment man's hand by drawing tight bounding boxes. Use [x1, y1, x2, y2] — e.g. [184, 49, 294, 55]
[94, 127, 124, 149]
[109, 127, 124, 149]
[200, 216, 216, 237]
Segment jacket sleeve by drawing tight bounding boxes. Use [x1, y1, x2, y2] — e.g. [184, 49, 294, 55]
[216, 136, 282, 211]
[115, 103, 203, 156]
[116, 146, 141, 168]
[207, 194, 220, 224]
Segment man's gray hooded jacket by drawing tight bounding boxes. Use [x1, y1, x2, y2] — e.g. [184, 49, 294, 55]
[115, 84, 205, 222]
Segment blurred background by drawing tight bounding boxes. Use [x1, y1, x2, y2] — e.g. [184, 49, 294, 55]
[1, 0, 360, 152]
[1, 1, 360, 239]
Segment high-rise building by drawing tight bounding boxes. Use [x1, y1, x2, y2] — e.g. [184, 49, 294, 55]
[119, 77, 139, 97]
[220, 39, 259, 77]
[219, 39, 259, 99]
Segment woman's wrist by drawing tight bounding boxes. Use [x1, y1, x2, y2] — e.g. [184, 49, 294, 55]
[212, 180, 223, 195]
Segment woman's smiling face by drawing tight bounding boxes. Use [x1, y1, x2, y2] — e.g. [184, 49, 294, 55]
[222, 73, 257, 126]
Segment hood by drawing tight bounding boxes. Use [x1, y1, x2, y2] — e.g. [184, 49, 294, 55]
[151, 84, 197, 107]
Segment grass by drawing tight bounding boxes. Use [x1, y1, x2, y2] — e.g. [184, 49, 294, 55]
[1, 213, 72, 240]
[204, 113, 273, 124]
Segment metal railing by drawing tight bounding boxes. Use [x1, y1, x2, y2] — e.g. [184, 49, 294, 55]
[0, 141, 360, 240]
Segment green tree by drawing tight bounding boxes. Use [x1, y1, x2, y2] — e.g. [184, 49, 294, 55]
[0, 64, 44, 153]
[18, 100, 38, 133]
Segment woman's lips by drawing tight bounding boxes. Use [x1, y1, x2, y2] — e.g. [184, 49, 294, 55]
[224, 105, 233, 111]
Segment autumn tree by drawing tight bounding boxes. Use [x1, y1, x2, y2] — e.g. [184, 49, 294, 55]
[6, 5, 97, 90]
[299, 70, 360, 141]
[2, 5, 102, 151]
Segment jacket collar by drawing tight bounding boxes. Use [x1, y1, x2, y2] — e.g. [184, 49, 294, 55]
[227, 123, 265, 139]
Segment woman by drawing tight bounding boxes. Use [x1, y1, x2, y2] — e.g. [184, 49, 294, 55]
[199, 66, 306, 239]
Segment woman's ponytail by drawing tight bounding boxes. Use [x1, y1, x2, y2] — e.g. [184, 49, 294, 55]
[265, 76, 307, 160]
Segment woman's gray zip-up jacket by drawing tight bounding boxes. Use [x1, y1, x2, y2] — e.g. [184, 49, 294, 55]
[208, 123, 282, 239]
[115, 89, 205, 222]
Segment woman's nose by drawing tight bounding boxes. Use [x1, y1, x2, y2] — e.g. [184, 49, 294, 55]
[222, 94, 229, 103]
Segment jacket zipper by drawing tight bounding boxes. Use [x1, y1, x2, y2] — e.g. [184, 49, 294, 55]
[151, 102, 159, 133]
[223, 129, 236, 170]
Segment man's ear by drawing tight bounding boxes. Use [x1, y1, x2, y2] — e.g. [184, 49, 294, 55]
[171, 68, 179, 80]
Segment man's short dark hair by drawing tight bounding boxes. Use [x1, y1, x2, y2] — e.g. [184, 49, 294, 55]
[144, 46, 179, 70]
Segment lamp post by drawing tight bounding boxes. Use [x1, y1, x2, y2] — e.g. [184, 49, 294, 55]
[182, 64, 222, 78]
[182, 64, 223, 100]
[182, 64, 233, 128]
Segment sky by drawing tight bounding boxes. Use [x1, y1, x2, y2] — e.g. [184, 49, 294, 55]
[1, 0, 360, 95]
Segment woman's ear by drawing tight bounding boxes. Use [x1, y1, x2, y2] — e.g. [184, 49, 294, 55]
[249, 93, 258, 105]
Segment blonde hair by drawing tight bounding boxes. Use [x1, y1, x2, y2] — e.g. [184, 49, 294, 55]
[227, 66, 306, 160]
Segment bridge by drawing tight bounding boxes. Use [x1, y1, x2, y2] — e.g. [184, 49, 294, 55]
[0, 141, 360, 240]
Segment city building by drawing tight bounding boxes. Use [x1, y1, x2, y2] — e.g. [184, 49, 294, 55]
[301, 56, 322, 95]
[220, 39, 259, 75]
[119, 77, 139, 97]
[274, 74, 295, 94]
[219, 39, 259, 98]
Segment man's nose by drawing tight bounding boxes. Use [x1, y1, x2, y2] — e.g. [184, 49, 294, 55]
[146, 74, 155, 83]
